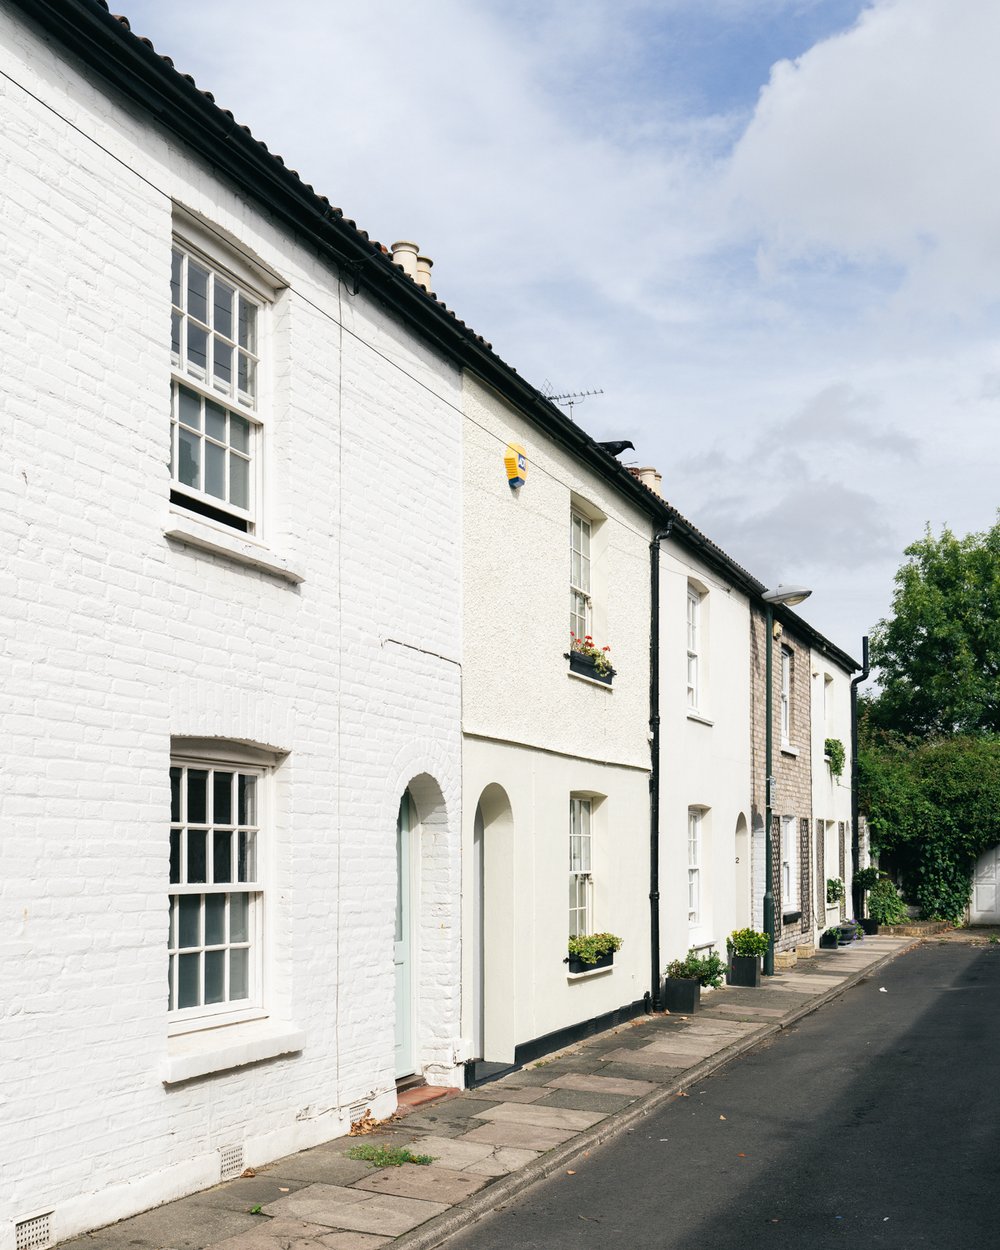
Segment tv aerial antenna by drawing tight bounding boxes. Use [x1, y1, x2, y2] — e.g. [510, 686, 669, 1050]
[541, 384, 604, 421]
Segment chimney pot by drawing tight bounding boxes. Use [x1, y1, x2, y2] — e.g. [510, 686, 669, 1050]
[415, 254, 433, 291]
[390, 240, 419, 279]
[636, 466, 662, 496]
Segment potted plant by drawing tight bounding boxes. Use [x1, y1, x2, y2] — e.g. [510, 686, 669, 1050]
[661, 948, 726, 1013]
[854, 867, 882, 933]
[820, 924, 841, 949]
[866, 874, 909, 929]
[826, 877, 845, 906]
[726, 928, 769, 987]
[566, 931, 622, 974]
[566, 633, 616, 685]
[837, 918, 860, 944]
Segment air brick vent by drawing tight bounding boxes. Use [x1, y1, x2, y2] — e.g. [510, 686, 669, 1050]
[15, 1213, 52, 1250]
[219, 1144, 244, 1180]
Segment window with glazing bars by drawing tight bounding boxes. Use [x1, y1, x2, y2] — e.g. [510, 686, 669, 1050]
[687, 589, 701, 708]
[170, 245, 261, 531]
[780, 647, 792, 744]
[169, 761, 262, 1019]
[570, 512, 592, 641]
[688, 808, 702, 923]
[569, 797, 593, 938]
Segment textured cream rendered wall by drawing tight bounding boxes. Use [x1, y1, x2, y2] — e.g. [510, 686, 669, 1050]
[461, 375, 652, 1054]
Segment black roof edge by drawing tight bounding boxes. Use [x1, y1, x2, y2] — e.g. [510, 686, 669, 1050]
[13, 0, 858, 673]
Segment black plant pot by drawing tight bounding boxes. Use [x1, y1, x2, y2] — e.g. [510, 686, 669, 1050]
[662, 976, 701, 1014]
[726, 954, 761, 987]
[567, 651, 615, 686]
[567, 950, 614, 974]
[820, 932, 840, 949]
[860, 918, 880, 935]
[837, 921, 860, 945]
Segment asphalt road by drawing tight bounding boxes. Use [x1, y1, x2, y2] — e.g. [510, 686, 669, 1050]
[445, 942, 1000, 1249]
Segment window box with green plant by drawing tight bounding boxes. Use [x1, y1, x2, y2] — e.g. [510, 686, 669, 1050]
[661, 948, 725, 1013]
[567, 633, 616, 686]
[726, 928, 769, 987]
[824, 738, 846, 777]
[566, 931, 622, 974]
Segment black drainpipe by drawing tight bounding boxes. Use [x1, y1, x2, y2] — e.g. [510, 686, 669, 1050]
[647, 522, 674, 1012]
[850, 636, 870, 920]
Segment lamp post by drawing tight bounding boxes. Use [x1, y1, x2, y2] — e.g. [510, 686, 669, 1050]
[762, 584, 812, 976]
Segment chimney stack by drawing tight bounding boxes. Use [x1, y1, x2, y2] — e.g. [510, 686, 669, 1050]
[636, 466, 663, 496]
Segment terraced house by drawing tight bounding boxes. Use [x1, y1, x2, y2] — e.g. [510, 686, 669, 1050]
[0, 2, 858, 1245]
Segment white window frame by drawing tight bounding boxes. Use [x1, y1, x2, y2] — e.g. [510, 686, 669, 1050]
[686, 588, 701, 709]
[168, 752, 267, 1033]
[569, 796, 593, 938]
[570, 510, 592, 642]
[780, 647, 792, 745]
[688, 808, 702, 925]
[170, 239, 266, 533]
[781, 814, 798, 911]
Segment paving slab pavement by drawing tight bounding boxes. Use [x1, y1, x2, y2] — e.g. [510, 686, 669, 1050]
[56, 935, 914, 1250]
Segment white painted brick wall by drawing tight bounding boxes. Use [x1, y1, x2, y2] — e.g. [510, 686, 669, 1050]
[0, 11, 462, 1245]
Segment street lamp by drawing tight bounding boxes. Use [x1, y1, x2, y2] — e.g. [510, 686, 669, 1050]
[762, 584, 812, 976]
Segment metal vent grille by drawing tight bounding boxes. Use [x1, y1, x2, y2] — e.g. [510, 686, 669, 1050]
[219, 1144, 244, 1180]
[15, 1213, 52, 1250]
[349, 1102, 368, 1124]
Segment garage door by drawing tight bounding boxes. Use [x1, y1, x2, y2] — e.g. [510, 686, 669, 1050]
[971, 845, 1000, 923]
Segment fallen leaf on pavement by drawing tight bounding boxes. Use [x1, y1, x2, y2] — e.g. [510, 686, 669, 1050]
[737, 1153, 747, 1158]
[720, 1115, 727, 1120]
[677, 1092, 689, 1098]
[240, 1168, 256, 1178]
[567, 1170, 576, 1175]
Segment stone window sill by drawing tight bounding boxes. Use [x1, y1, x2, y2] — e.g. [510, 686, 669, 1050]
[162, 1017, 305, 1084]
[567, 669, 614, 690]
[780, 743, 800, 758]
[165, 510, 305, 585]
[686, 710, 714, 727]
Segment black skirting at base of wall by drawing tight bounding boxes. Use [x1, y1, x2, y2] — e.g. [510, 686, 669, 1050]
[465, 997, 648, 1088]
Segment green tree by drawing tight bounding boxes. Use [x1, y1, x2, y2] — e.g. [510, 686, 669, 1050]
[859, 720, 1000, 922]
[868, 517, 1000, 737]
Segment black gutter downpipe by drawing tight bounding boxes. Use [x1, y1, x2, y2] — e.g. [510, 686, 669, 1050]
[649, 522, 674, 1011]
[850, 636, 871, 920]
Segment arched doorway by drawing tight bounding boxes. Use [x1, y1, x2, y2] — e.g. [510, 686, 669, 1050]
[394, 791, 415, 1078]
[473, 784, 515, 1064]
[734, 813, 750, 928]
[751, 813, 766, 931]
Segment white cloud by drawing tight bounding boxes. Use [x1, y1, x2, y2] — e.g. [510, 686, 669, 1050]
[726, 0, 1000, 314]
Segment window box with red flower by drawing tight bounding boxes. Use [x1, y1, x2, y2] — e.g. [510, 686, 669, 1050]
[566, 633, 616, 686]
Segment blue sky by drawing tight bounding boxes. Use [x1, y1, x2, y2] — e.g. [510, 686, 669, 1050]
[126, 0, 1000, 661]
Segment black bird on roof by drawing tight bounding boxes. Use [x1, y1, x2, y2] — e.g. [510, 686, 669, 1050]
[597, 440, 635, 458]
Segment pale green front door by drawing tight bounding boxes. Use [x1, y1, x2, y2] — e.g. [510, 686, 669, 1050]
[394, 794, 414, 1078]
